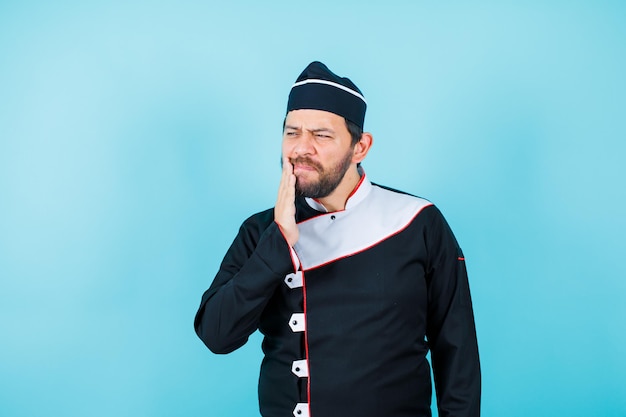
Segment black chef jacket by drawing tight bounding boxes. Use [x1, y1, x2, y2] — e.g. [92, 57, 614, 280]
[195, 173, 481, 417]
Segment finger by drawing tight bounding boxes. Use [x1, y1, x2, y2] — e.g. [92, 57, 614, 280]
[277, 158, 295, 205]
[288, 170, 296, 191]
[279, 158, 289, 190]
[283, 157, 293, 175]
[280, 158, 295, 191]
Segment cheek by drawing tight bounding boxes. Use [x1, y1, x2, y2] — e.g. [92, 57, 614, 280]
[281, 141, 292, 157]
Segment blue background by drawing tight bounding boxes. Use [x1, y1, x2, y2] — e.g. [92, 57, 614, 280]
[1, 1, 625, 416]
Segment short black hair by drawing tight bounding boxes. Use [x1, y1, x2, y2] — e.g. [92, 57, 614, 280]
[345, 118, 363, 146]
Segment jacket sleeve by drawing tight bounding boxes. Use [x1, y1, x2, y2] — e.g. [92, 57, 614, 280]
[194, 216, 296, 354]
[425, 207, 481, 417]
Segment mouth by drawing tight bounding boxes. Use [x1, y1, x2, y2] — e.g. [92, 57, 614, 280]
[290, 158, 321, 173]
[293, 163, 318, 173]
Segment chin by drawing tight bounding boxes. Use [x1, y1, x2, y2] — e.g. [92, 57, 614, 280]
[295, 173, 317, 186]
[295, 181, 320, 197]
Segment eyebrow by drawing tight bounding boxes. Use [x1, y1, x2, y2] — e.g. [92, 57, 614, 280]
[284, 125, 335, 134]
[310, 128, 335, 134]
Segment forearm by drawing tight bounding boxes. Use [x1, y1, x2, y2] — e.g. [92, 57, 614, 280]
[425, 207, 481, 416]
[195, 221, 295, 354]
[430, 299, 481, 417]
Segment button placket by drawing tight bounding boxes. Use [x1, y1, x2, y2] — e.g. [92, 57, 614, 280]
[288, 313, 305, 332]
[284, 271, 303, 289]
[291, 359, 309, 377]
[285, 270, 307, 416]
[293, 403, 309, 417]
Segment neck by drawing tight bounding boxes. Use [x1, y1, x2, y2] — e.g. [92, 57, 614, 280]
[316, 165, 361, 212]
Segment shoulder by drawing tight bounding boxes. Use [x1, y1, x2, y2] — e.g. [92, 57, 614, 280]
[369, 182, 452, 227]
[370, 182, 434, 213]
[224, 207, 278, 253]
[241, 207, 275, 232]
[370, 181, 423, 199]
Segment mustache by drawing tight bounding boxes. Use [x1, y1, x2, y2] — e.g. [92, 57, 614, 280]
[287, 157, 323, 172]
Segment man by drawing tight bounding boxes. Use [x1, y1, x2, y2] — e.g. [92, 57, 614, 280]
[195, 61, 481, 417]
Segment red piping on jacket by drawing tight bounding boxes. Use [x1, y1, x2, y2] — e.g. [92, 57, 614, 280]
[302, 270, 312, 416]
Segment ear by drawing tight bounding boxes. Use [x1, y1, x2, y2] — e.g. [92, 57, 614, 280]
[352, 132, 373, 164]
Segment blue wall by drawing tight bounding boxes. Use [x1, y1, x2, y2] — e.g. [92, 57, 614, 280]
[1, 1, 624, 416]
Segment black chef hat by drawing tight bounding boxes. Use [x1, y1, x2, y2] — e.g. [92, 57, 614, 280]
[287, 61, 367, 129]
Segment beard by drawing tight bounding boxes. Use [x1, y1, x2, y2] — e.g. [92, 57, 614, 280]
[289, 150, 353, 199]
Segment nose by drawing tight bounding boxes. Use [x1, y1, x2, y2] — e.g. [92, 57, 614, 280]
[290, 132, 315, 157]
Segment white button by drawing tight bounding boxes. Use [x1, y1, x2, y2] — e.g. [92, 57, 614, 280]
[293, 403, 309, 417]
[284, 271, 303, 289]
[291, 359, 309, 377]
[289, 313, 305, 332]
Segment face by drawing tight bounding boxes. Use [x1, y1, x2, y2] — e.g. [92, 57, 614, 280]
[282, 109, 356, 199]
